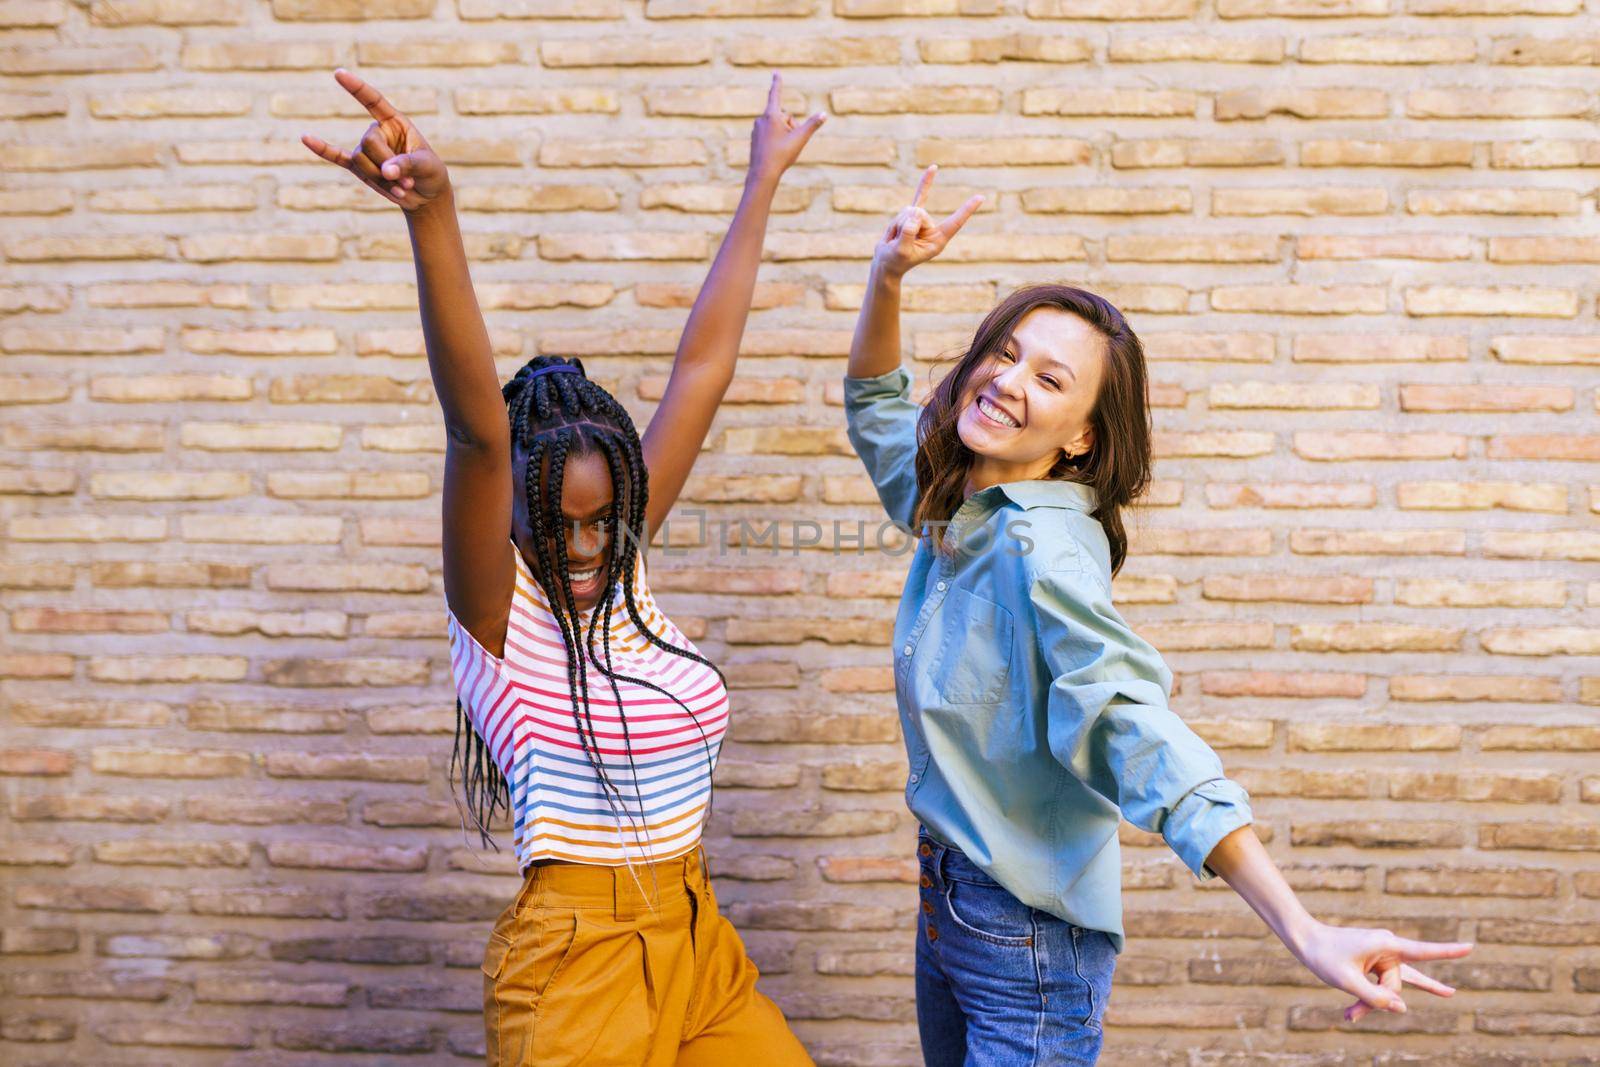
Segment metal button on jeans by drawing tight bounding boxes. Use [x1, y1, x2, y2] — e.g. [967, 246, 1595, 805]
[918, 843, 932, 858]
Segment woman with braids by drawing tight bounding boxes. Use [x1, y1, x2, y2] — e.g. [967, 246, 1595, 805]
[303, 69, 823, 1064]
[843, 166, 1474, 1065]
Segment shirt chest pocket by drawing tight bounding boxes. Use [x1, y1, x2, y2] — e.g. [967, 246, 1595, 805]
[932, 587, 1016, 705]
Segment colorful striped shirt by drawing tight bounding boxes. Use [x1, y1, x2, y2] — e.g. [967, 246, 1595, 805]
[445, 543, 728, 870]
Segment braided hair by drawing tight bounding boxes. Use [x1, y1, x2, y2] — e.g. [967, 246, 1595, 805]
[450, 356, 724, 863]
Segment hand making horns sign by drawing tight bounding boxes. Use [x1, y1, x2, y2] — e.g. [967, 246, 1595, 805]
[300, 68, 448, 212]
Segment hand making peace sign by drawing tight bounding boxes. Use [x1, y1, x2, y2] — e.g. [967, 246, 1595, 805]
[301, 68, 449, 213]
[873, 164, 986, 280]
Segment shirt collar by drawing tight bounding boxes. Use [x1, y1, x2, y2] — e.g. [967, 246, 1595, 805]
[984, 478, 1098, 514]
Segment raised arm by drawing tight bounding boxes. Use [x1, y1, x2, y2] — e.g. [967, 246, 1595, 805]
[638, 73, 825, 542]
[302, 69, 513, 636]
[848, 164, 983, 380]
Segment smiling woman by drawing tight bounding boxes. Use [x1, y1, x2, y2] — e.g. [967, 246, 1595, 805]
[300, 66, 823, 1065]
[842, 165, 1473, 1066]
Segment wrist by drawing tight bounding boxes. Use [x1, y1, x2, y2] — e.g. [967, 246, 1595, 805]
[744, 166, 782, 197]
[404, 183, 455, 222]
[1277, 909, 1321, 958]
[870, 261, 905, 290]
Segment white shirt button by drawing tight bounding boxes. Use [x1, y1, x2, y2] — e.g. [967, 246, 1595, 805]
[902, 645, 913, 657]
[910, 773, 920, 784]
[936, 581, 947, 591]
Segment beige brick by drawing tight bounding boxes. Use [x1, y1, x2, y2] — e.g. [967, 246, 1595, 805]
[1294, 333, 1466, 362]
[5, 234, 168, 261]
[544, 38, 712, 66]
[1399, 384, 1572, 413]
[1396, 481, 1568, 512]
[1108, 34, 1282, 62]
[272, 0, 435, 17]
[90, 375, 254, 403]
[831, 86, 1001, 114]
[1408, 188, 1579, 216]
[1409, 0, 1577, 10]
[1212, 187, 1387, 215]
[1022, 88, 1197, 116]
[1211, 285, 1385, 314]
[0, 0, 68, 26]
[1300, 139, 1473, 167]
[181, 41, 339, 69]
[180, 422, 343, 451]
[455, 87, 618, 114]
[648, 0, 811, 13]
[1113, 138, 1283, 168]
[179, 234, 340, 262]
[1290, 622, 1462, 652]
[1021, 186, 1191, 214]
[1408, 88, 1588, 118]
[919, 34, 1092, 63]
[1493, 37, 1600, 65]
[538, 139, 707, 167]
[1405, 286, 1579, 318]
[1390, 675, 1563, 703]
[0, 141, 162, 171]
[1109, 235, 1280, 263]
[357, 39, 519, 65]
[1216, 88, 1388, 120]
[1301, 34, 1476, 63]
[1297, 235, 1473, 260]
[91, 471, 252, 500]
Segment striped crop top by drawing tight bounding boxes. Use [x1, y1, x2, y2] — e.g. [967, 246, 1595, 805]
[445, 542, 728, 869]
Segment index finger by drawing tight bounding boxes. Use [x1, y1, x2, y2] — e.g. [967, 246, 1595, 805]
[910, 164, 937, 208]
[1394, 939, 1474, 963]
[335, 67, 397, 123]
[765, 71, 783, 115]
[937, 193, 985, 239]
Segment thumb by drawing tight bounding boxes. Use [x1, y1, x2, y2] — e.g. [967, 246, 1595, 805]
[794, 110, 827, 142]
[1346, 971, 1403, 1014]
[380, 153, 418, 181]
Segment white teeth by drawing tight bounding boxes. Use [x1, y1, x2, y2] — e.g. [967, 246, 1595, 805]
[978, 395, 1020, 428]
[569, 567, 599, 582]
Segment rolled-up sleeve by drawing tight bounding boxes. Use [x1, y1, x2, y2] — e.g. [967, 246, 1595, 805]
[842, 365, 922, 529]
[1029, 560, 1254, 881]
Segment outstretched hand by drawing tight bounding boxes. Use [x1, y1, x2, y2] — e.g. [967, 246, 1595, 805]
[873, 163, 984, 279]
[1291, 920, 1472, 1023]
[301, 68, 449, 212]
[747, 72, 826, 186]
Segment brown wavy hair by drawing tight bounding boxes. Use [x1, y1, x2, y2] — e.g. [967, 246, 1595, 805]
[911, 284, 1152, 577]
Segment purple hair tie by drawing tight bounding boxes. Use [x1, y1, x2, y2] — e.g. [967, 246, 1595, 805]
[528, 363, 582, 381]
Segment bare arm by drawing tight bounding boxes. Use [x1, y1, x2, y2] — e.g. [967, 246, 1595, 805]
[639, 73, 825, 542]
[1205, 826, 1473, 1022]
[302, 69, 513, 636]
[848, 165, 983, 381]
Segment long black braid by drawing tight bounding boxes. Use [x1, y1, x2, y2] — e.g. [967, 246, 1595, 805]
[449, 356, 724, 862]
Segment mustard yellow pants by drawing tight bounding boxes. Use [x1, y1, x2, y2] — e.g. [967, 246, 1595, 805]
[481, 846, 815, 1066]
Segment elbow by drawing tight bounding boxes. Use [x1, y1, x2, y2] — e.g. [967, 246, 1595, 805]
[445, 420, 509, 453]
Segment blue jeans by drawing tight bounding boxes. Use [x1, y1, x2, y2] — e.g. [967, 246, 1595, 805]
[915, 830, 1117, 1066]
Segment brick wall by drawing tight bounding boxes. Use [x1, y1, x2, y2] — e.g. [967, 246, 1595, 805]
[3, 0, 1599, 1062]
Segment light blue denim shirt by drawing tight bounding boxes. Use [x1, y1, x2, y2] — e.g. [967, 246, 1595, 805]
[843, 364, 1254, 952]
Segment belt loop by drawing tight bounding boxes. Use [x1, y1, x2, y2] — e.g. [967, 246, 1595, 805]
[613, 865, 637, 923]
